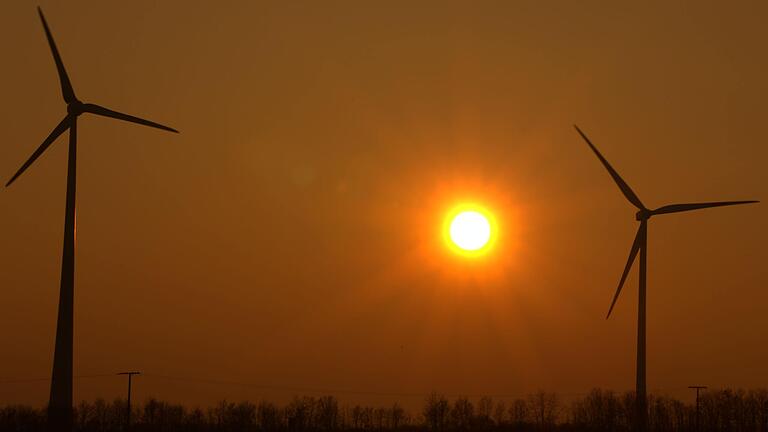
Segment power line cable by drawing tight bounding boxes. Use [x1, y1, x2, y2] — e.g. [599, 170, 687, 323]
[0, 373, 115, 384]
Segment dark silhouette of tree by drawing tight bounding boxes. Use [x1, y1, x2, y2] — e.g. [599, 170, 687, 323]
[3, 388, 768, 431]
[185, 407, 206, 432]
[475, 396, 494, 430]
[0, 404, 46, 432]
[315, 396, 341, 431]
[350, 404, 375, 430]
[572, 388, 626, 431]
[256, 400, 281, 432]
[389, 403, 407, 430]
[449, 396, 473, 431]
[422, 393, 450, 432]
[527, 392, 559, 430]
[285, 396, 316, 431]
[492, 400, 507, 427]
[509, 398, 530, 427]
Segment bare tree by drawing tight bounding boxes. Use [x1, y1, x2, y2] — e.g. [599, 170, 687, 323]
[492, 400, 507, 426]
[509, 398, 529, 426]
[527, 392, 559, 430]
[285, 396, 316, 431]
[388, 403, 406, 429]
[350, 405, 375, 430]
[449, 396, 474, 431]
[572, 388, 623, 431]
[315, 396, 340, 431]
[423, 393, 450, 432]
[256, 401, 280, 432]
[476, 397, 494, 426]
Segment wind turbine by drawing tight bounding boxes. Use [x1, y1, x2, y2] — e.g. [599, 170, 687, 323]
[574, 125, 757, 432]
[6, 8, 178, 431]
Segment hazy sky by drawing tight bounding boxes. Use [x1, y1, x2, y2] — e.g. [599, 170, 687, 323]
[1, 1, 766, 410]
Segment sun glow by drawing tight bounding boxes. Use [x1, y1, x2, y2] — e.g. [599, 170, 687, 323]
[444, 204, 498, 257]
[450, 211, 491, 250]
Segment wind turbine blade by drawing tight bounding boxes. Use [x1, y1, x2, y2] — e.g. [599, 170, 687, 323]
[574, 125, 646, 210]
[82, 103, 179, 133]
[6, 116, 71, 187]
[652, 201, 759, 216]
[37, 7, 76, 103]
[606, 224, 644, 319]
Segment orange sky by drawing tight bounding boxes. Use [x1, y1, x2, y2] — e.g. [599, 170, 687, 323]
[1, 1, 766, 410]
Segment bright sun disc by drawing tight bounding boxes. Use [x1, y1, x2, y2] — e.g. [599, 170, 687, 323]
[450, 211, 491, 250]
[443, 204, 497, 257]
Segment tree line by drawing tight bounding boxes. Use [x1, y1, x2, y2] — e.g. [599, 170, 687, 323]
[2, 388, 767, 431]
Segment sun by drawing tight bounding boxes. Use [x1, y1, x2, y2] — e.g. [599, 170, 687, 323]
[450, 211, 491, 250]
[443, 204, 498, 257]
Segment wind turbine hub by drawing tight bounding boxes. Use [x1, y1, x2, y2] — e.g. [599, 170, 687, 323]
[66, 100, 84, 116]
[636, 209, 651, 221]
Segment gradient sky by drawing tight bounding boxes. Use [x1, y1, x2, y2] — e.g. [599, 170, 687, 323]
[1, 1, 767, 410]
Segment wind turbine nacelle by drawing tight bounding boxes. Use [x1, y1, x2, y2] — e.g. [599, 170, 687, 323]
[635, 209, 651, 221]
[66, 100, 84, 116]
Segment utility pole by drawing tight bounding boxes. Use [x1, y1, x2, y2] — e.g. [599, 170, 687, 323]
[688, 385, 707, 431]
[118, 372, 141, 431]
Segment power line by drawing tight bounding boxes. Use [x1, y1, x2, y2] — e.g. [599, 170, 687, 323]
[0, 372, 714, 402]
[0, 374, 116, 384]
[141, 373, 590, 399]
[144, 374, 441, 398]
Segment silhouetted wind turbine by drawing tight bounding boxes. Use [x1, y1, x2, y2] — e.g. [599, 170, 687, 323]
[6, 8, 178, 431]
[574, 125, 757, 432]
